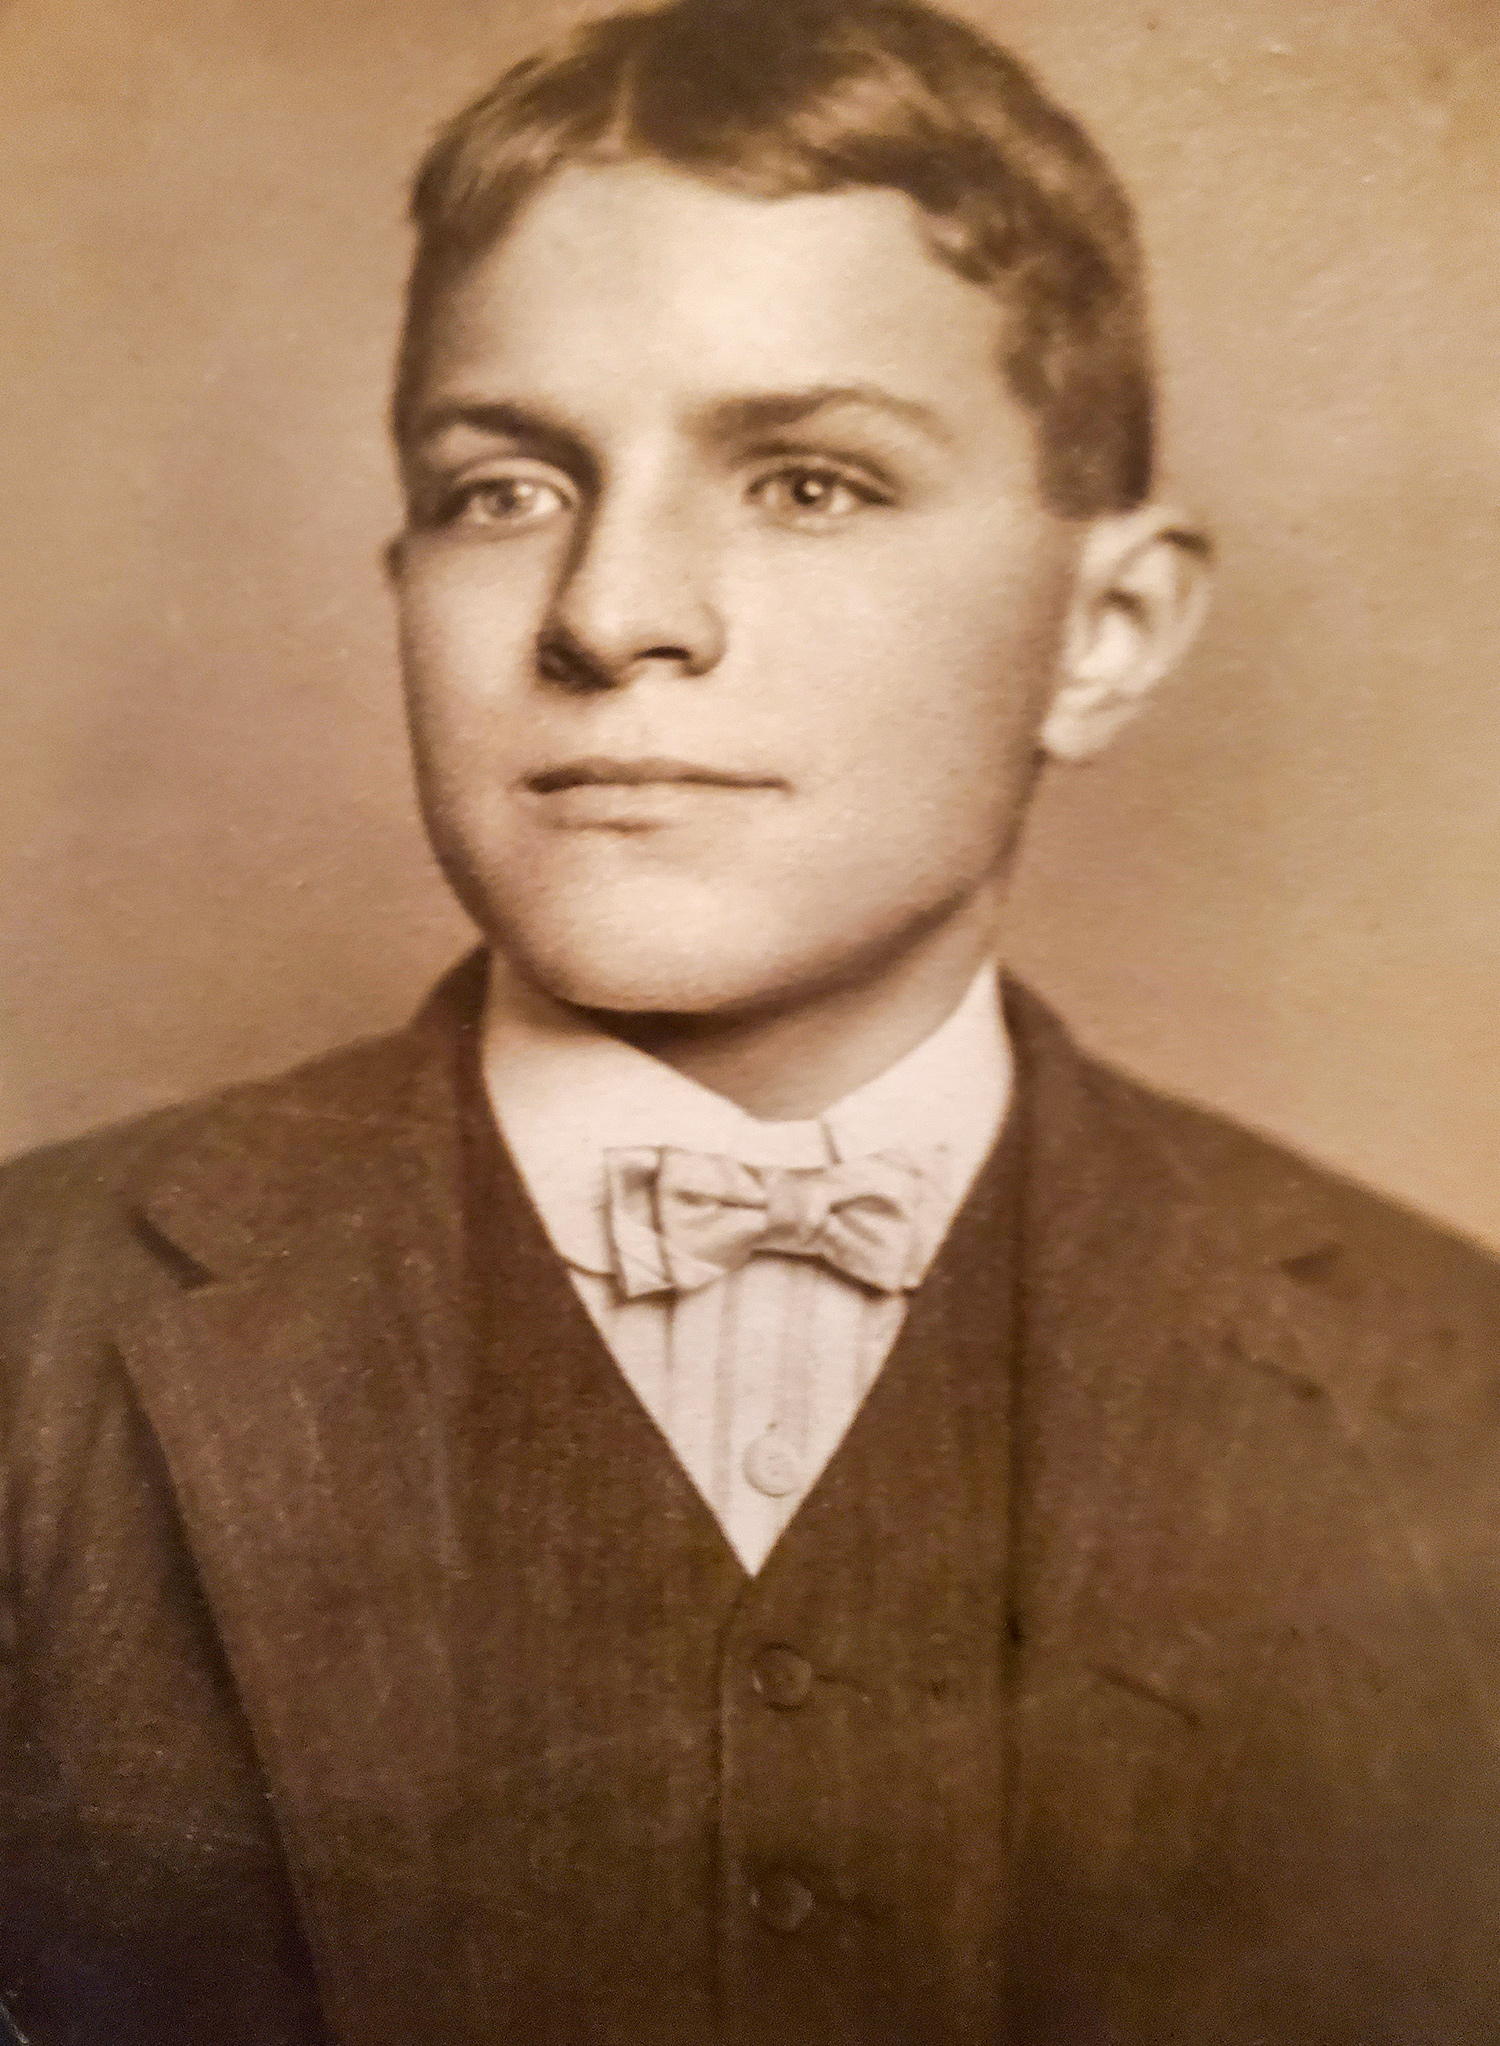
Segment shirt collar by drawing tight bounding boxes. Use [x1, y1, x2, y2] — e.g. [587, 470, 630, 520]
[481, 953, 1012, 1277]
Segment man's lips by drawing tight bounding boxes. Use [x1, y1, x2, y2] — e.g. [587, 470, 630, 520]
[521, 757, 787, 830]
[525, 757, 785, 794]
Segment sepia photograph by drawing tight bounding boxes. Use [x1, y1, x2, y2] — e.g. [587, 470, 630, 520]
[0, 0, 1497, 2039]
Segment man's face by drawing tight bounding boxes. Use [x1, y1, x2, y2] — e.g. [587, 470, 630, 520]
[394, 161, 1079, 1018]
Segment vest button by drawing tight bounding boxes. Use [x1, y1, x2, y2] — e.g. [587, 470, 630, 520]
[751, 1645, 814, 1709]
[743, 1431, 801, 1497]
[750, 1870, 815, 1933]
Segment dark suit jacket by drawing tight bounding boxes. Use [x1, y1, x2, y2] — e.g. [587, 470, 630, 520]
[3, 953, 1500, 2044]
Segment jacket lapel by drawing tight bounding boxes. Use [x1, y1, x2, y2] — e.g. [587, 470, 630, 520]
[1003, 985, 1349, 2027]
[109, 958, 491, 2045]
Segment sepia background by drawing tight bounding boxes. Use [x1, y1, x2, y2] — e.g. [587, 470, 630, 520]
[1, 0, 1497, 1244]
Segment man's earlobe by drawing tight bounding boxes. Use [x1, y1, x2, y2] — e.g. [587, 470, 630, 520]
[1040, 507, 1212, 763]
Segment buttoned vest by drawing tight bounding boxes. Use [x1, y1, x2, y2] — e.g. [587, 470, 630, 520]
[443, 1075, 1022, 2044]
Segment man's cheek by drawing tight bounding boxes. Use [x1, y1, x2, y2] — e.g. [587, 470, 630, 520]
[407, 651, 516, 766]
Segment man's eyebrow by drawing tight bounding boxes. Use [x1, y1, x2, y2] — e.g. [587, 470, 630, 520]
[699, 385, 958, 447]
[407, 385, 956, 458]
[408, 401, 588, 463]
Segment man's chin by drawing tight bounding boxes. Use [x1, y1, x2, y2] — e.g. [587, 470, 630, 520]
[490, 924, 797, 1022]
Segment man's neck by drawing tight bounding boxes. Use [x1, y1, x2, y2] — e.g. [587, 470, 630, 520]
[571, 898, 1004, 1121]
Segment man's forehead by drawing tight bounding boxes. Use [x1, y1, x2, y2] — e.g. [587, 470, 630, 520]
[409, 159, 1014, 438]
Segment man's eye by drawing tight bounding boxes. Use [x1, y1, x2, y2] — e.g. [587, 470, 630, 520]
[441, 474, 573, 529]
[751, 465, 886, 523]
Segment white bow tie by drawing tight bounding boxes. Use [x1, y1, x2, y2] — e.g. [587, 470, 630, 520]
[602, 1145, 940, 1298]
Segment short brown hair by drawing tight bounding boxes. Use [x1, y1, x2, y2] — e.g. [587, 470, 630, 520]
[395, 0, 1153, 516]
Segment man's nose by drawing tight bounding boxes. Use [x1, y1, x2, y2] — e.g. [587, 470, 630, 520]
[537, 481, 726, 691]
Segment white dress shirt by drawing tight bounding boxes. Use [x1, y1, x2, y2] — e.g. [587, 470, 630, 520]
[481, 957, 1011, 1573]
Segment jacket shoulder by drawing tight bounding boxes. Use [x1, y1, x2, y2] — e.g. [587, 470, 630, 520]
[1009, 977, 1499, 1291]
[0, 951, 487, 1348]
[0, 1027, 405, 1248]
[1091, 1039, 1499, 1318]
[1008, 981, 1500, 1457]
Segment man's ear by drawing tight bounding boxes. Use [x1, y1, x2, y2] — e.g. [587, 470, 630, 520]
[1040, 506, 1212, 763]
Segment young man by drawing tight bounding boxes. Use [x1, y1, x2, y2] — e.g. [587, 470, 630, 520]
[2, 1, 1498, 2041]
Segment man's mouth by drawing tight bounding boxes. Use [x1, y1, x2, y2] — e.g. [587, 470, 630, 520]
[521, 757, 787, 831]
[526, 757, 784, 794]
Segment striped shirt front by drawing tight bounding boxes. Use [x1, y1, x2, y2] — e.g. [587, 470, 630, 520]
[481, 955, 1010, 1573]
